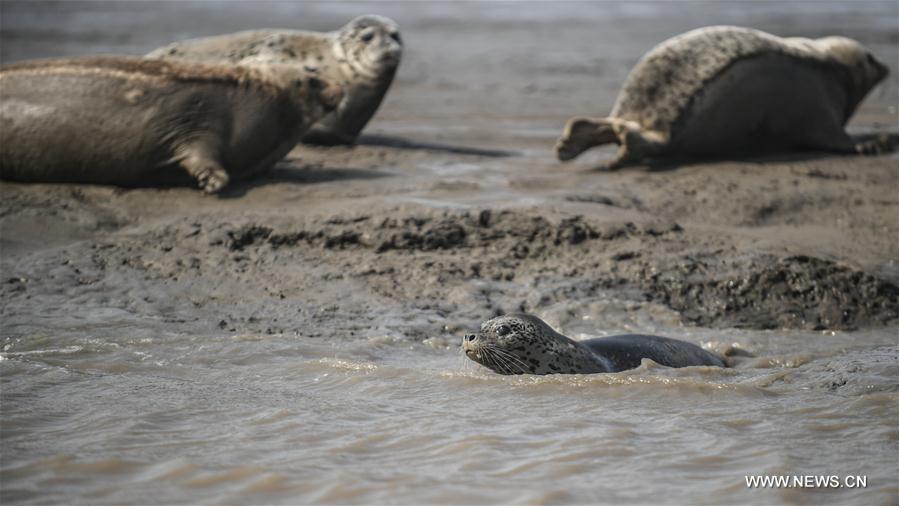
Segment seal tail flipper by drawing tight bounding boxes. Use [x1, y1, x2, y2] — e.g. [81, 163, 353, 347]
[603, 123, 667, 170]
[554, 116, 621, 162]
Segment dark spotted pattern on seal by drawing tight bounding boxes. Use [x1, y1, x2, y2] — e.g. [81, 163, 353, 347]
[463, 314, 726, 375]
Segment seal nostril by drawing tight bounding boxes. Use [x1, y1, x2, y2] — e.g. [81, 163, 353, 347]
[464, 334, 476, 342]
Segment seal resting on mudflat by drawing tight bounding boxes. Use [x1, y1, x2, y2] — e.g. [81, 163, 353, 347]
[463, 314, 726, 375]
[554, 26, 891, 168]
[0, 56, 341, 193]
[147, 15, 402, 146]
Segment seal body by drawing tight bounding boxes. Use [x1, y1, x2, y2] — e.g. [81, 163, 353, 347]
[0, 56, 341, 192]
[554, 26, 890, 168]
[147, 15, 402, 145]
[463, 314, 725, 375]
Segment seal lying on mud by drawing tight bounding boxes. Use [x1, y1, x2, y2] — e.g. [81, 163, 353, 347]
[0, 56, 341, 193]
[463, 314, 726, 375]
[555, 26, 890, 168]
[147, 15, 402, 146]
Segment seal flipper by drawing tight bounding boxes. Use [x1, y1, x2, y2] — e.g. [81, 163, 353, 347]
[853, 133, 899, 155]
[177, 143, 230, 194]
[554, 116, 667, 169]
[604, 121, 667, 170]
[555, 117, 620, 162]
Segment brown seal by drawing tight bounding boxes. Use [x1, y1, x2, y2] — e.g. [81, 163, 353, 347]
[0, 56, 341, 192]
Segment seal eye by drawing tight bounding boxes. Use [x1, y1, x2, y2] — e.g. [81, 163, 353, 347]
[495, 324, 511, 337]
[390, 32, 402, 44]
[360, 32, 374, 43]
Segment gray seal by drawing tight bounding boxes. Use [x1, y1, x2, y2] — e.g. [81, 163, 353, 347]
[463, 314, 726, 375]
[147, 15, 402, 146]
[554, 26, 890, 168]
[0, 56, 341, 193]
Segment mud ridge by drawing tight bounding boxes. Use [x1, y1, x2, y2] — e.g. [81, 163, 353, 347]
[202, 210, 898, 330]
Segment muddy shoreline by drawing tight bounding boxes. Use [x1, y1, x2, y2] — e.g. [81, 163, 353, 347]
[3, 147, 898, 340]
[3, 2, 898, 343]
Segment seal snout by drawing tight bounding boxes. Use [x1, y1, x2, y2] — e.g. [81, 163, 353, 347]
[379, 52, 401, 65]
[462, 333, 479, 356]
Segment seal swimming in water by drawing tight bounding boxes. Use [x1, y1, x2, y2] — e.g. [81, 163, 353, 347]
[0, 56, 341, 193]
[554, 26, 890, 168]
[147, 15, 402, 146]
[463, 314, 726, 375]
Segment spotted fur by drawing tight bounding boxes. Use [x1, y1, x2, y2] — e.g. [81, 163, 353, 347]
[462, 314, 726, 375]
[463, 314, 610, 375]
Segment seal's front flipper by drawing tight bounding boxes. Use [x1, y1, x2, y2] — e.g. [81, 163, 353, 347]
[554, 117, 621, 162]
[193, 163, 230, 194]
[600, 124, 667, 170]
[178, 144, 230, 194]
[853, 133, 899, 155]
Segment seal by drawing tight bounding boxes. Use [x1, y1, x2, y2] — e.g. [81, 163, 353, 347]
[0, 56, 341, 193]
[147, 15, 402, 146]
[463, 313, 726, 375]
[554, 26, 890, 168]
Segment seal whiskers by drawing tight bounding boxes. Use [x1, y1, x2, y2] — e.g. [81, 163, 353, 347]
[484, 346, 530, 375]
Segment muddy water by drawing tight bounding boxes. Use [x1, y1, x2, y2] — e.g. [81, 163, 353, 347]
[3, 319, 898, 505]
[2, 1, 899, 505]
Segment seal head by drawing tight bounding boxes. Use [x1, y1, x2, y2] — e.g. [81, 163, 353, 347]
[811, 36, 889, 119]
[463, 314, 609, 375]
[333, 15, 402, 82]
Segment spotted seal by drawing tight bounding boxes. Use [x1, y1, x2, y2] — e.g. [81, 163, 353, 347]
[0, 56, 341, 193]
[463, 314, 726, 375]
[555, 26, 890, 168]
[147, 15, 402, 146]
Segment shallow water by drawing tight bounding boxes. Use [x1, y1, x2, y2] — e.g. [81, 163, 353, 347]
[3, 314, 898, 505]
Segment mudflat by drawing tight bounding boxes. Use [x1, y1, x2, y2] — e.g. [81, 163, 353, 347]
[2, 2, 896, 336]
